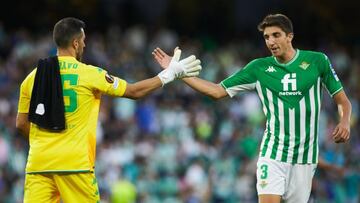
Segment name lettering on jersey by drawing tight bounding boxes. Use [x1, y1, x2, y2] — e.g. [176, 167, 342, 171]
[299, 61, 310, 70]
[265, 66, 276, 72]
[59, 61, 78, 70]
[279, 73, 302, 96]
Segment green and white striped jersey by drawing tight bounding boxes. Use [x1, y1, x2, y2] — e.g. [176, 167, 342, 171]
[221, 49, 343, 164]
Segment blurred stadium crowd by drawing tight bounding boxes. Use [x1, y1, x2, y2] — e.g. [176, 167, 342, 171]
[0, 21, 359, 203]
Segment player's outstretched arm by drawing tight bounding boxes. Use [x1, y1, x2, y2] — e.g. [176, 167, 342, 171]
[123, 48, 201, 99]
[152, 47, 228, 100]
[181, 77, 228, 99]
[122, 76, 163, 99]
[332, 90, 352, 143]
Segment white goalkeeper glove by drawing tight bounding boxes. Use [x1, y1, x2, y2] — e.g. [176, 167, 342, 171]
[157, 49, 202, 86]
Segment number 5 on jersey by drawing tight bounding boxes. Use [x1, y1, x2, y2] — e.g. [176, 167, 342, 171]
[61, 74, 78, 112]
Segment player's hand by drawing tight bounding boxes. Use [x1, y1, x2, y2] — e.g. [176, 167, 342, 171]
[153, 47, 172, 69]
[157, 48, 202, 85]
[175, 53, 201, 78]
[332, 120, 350, 143]
[154, 47, 202, 76]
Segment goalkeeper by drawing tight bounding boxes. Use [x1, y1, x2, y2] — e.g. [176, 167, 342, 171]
[16, 17, 201, 203]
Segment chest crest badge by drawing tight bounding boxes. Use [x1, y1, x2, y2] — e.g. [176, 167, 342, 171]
[299, 61, 310, 70]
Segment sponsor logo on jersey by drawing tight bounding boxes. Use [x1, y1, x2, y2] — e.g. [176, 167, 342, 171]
[299, 61, 310, 70]
[265, 66, 276, 72]
[279, 91, 302, 96]
[105, 73, 114, 83]
[279, 73, 302, 96]
[281, 73, 297, 91]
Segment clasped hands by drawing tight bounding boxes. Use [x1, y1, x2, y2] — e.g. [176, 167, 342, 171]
[156, 47, 201, 85]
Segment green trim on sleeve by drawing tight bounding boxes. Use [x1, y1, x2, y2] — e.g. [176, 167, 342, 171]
[220, 81, 227, 89]
[330, 87, 343, 97]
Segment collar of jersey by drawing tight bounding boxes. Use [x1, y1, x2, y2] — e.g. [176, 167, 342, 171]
[57, 56, 78, 62]
[273, 49, 300, 66]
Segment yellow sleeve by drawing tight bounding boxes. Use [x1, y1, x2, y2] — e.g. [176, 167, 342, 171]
[18, 69, 36, 113]
[86, 66, 127, 97]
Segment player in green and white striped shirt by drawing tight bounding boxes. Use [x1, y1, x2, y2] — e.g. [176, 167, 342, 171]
[221, 49, 342, 165]
[153, 13, 351, 203]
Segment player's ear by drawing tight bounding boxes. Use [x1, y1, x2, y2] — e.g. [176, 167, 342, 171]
[287, 32, 294, 43]
[72, 38, 79, 49]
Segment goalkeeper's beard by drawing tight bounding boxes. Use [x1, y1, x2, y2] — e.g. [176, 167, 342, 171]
[76, 48, 83, 61]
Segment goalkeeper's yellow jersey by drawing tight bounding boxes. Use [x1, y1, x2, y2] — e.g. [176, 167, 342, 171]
[18, 56, 127, 173]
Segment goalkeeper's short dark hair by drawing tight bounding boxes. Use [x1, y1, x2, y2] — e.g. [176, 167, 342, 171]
[257, 14, 293, 34]
[53, 17, 85, 48]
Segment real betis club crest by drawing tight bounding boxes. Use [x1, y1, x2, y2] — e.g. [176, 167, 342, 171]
[299, 61, 310, 70]
[260, 180, 268, 188]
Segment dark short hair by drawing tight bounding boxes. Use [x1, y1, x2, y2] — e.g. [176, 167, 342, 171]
[53, 17, 85, 48]
[257, 14, 293, 34]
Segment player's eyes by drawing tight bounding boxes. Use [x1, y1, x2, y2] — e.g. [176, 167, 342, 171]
[274, 33, 281, 38]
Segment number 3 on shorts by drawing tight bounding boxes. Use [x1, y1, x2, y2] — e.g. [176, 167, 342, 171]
[260, 164, 268, 179]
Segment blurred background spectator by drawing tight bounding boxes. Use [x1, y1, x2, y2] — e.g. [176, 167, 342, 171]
[0, 0, 359, 202]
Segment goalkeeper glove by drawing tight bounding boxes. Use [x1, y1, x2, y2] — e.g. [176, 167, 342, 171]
[158, 49, 202, 85]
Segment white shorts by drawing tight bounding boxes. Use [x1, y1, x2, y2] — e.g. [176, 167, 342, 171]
[256, 157, 317, 203]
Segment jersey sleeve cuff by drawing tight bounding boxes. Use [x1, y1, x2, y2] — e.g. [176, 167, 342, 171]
[330, 87, 343, 97]
[220, 82, 235, 98]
